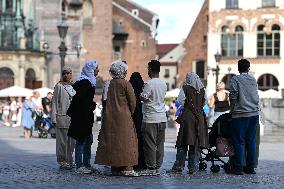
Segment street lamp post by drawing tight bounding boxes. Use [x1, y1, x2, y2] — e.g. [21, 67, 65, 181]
[213, 51, 222, 86]
[42, 21, 82, 74]
[57, 22, 68, 74]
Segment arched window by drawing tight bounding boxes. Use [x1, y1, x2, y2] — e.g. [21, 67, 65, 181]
[257, 73, 279, 91]
[257, 24, 280, 56]
[0, 67, 14, 89]
[221, 74, 236, 90]
[221, 25, 243, 57]
[25, 68, 36, 89]
[196, 60, 205, 79]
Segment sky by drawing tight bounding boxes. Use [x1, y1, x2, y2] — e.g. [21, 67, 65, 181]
[132, 0, 204, 44]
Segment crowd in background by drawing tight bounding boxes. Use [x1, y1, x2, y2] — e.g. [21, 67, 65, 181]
[0, 91, 53, 139]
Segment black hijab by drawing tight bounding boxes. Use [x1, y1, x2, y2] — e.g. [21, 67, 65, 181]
[129, 72, 144, 98]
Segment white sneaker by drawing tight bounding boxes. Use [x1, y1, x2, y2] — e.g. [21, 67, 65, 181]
[75, 167, 92, 174]
[139, 169, 159, 176]
[12, 124, 20, 128]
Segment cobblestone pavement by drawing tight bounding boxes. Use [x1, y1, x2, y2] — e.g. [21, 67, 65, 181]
[0, 123, 284, 189]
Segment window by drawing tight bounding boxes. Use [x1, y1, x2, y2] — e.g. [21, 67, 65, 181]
[262, 0, 275, 7]
[257, 74, 279, 91]
[226, 0, 238, 9]
[0, 0, 2, 13]
[221, 25, 243, 57]
[196, 61, 205, 79]
[132, 9, 139, 17]
[0, 17, 16, 49]
[164, 69, 170, 78]
[257, 24, 280, 57]
[114, 46, 120, 52]
[83, 0, 93, 23]
[5, 0, 13, 13]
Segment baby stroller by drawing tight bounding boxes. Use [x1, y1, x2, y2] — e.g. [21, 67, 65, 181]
[199, 113, 234, 173]
[34, 110, 56, 138]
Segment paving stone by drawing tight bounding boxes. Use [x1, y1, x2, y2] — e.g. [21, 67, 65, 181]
[0, 123, 284, 188]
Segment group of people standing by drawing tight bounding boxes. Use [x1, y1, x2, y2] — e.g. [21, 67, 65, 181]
[52, 58, 259, 176]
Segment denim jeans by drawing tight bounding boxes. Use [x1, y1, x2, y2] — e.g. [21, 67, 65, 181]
[172, 145, 200, 171]
[231, 116, 258, 170]
[75, 134, 93, 168]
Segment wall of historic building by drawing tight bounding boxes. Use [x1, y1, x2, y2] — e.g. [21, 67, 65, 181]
[0, 0, 47, 89]
[112, 3, 157, 80]
[82, 0, 113, 81]
[177, 0, 209, 86]
[207, 0, 284, 95]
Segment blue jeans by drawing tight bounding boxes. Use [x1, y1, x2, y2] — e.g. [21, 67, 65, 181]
[75, 134, 93, 168]
[231, 116, 258, 170]
[172, 145, 200, 171]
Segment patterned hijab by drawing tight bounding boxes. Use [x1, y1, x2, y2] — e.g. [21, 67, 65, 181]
[184, 72, 204, 93]
[109, 60, 128, 79]
[78, 60, 98, 87]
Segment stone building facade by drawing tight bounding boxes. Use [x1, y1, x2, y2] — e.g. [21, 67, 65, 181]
[44, 0, 159, 88]
[207, 0, 284, 95]
[0, 0, 46, 90]
[179, 0, 284, 97]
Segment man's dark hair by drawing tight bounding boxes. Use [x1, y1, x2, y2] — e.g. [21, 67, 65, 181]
[238, 59, 250, 73]
[148, 60, 161, 72]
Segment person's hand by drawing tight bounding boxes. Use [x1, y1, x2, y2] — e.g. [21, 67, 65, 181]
[52, 123, 56, 128]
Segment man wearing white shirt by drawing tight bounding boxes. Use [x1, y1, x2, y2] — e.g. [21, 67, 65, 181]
[140, 60, 167, 176]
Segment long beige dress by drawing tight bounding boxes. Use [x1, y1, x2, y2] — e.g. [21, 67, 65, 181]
[51, 82, 75, 165]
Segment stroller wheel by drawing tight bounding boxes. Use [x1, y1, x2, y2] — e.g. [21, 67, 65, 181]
[210, 165, 220, 173]
[199, 162, 207, 171]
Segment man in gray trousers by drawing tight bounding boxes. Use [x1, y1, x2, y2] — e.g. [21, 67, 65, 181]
[140, 60, 167, 176]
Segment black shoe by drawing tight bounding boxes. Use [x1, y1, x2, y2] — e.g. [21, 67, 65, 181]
[233, 168, 244, 175]
[243, 167, 256, 174]
[166, 168, 182, 174]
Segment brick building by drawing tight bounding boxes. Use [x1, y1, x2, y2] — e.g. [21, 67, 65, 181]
[177, 0, 209, 86]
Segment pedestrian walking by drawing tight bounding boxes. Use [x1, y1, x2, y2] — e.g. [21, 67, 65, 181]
[51, 66, 76, 170]
[129, 72, 145, 170]
[95, 61, 139, 177]
[139, 60, 167, 176]
[167, 72, 208, 174]
[67, 60, 99, 174]
[22, 95, 36, 139]
[229, 59, 259, 175]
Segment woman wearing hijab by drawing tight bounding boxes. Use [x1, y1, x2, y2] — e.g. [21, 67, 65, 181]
[95, 60, 139, 177]
[67, 60, 99, 174]
[129, 72, 145, 170]
[51, 66, 76, 170]
[168, 72, 208, 174]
